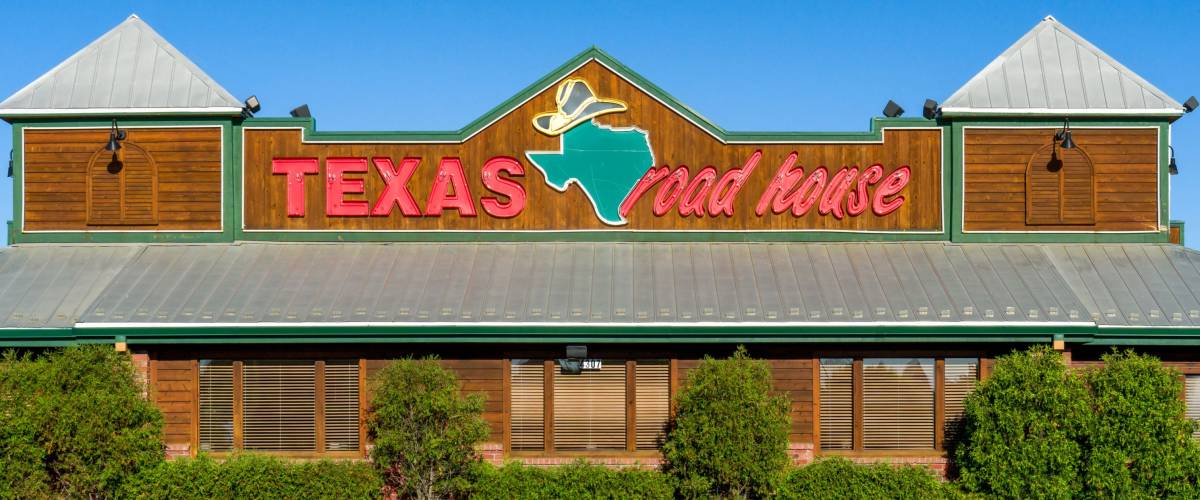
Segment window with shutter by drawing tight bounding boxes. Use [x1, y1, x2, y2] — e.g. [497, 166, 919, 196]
[324, 360, 360, 452]
[635, 360, 670, 450]
[1187, 375, 1200, 440]
[554, 360, 626, 451]
[819, 358, 853, 450]
[86, 142, 158, 225]
[943, 358, 978, 445]
[510, 360, 545, 451]
[243, 360, 316, 452]
[862, 358, 934, 450]
[198, 360, 234, 452]
[1026, 143, 1095, 225]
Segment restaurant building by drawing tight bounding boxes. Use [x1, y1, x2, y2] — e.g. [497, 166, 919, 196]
[1, 15, 1197, 471]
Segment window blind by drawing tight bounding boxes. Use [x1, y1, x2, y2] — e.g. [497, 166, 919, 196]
[819, 358, 853, 450]
[635, 360, 670, 450]
[510, 360, 544, 451]
[554, 360, 626, 451]
[198, 360, 233, 452]
[243, 360, 316, 452]
[863, 358, 934, 450]
[943, 358, 978, 445]
[324, 360, 360, 452]
[1187, 375, 1200, 440]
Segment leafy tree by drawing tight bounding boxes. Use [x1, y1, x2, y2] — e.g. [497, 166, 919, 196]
[954, 345, 1091, 499]
[369, 356, 490, 500]
[0, 346, 165, 498]
[662, 346, 791, 498]
[1083, 349, 1200, 498]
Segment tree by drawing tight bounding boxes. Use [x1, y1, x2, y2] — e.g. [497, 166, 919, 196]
[662, 346, 791, 498]
[368, 356, 490, 500]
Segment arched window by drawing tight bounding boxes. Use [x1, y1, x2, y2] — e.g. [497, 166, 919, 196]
[1025, 143, 1095, 225]
[86, 142, 158, 225]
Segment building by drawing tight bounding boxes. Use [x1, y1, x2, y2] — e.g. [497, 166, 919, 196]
[0, 14, 1196, 471]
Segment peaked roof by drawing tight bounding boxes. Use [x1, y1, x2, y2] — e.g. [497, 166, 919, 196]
[0, 14, 243, 117]
[942, 16, 1183, 117]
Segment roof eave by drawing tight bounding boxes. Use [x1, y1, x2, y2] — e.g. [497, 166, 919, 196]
[940, 107, 1184, 119]
[0, 106, 245, 120]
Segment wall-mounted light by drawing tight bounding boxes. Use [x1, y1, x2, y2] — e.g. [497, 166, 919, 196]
[557, 345, 588, 375]
[1169, 146, 1179, 175]
[882, 100, 904, 118]
[1184, 96, 1198, 113]
[242, 95, 261, 118]
[105, 119, 126, 152]
[1054, 118, 1075, 149]
[922, 99, 938, 120]
[290, 104, 311, 118]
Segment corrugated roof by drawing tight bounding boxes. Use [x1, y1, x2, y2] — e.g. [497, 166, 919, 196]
[942, 16, 1183, 117]
[0, 245, 140, 328]
[0, 14, 243, 116]
[1046, 244, 1200, 327]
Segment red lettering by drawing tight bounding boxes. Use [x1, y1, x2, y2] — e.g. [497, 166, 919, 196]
[679, 166, 717, 217]
[709, 150, 762, 217]
[325, 158, 370, 216]
[619, 166, 671, 218]
[848, 164, 883, 216]
[370, 157, 422, 217]
[818, 167, 859, 219]
[480, 157, 526, 219]
[272, 158, 319, 217]
[653, 167, 689, 217]
[790, 167, 827, 216]
[755, 153, 803, 216]
[872, 166, 910, 216]
[425, 157, 477, 216]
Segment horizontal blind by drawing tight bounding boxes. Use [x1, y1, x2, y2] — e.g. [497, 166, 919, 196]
[1187, 375, 1200, 440]
[243, 360, 316, 452]
[635, 360, 670, 450]
[198, 360, 233, 452]
[510, 360, 544, 450]
[863, 358, 934, 450]
[554, 359, 626, 451]
[943, 358, 979, 445]
[819, 359, 853, 450]
[324, 360, 360, 452]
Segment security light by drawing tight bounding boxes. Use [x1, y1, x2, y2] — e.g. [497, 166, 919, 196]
[1185, 96, 1198, 113]
[565, 345, 587, 358]
[290, 104, 311, 118]
[557, 358, 583, 375]
[244, 95, 261, 114]
[922, 99, 938, 120]
[882, 100, 904, 118]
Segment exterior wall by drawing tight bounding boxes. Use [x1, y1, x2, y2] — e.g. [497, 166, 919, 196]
[962, 127, 1159, 233]
[21, 126, 223, 232]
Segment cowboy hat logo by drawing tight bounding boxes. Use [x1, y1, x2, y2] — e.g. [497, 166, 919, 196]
[532, 79, 628, 136]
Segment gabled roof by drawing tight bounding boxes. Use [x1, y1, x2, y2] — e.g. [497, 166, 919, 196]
[942, 16, 1183, 118]
[0, 14, 243, 117]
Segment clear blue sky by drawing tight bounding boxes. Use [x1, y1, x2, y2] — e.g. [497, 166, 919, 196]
[0, 1, 1196, 245]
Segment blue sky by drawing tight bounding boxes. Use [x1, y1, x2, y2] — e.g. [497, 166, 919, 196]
[0, 1, 1196, 245]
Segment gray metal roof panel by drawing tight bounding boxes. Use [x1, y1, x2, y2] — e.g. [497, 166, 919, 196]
[0, 15, 242, 115]
[943, 16, 1182, 115]
[0, 245, 139, 328]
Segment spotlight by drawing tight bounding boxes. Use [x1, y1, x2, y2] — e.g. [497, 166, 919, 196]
[1169, 146, 1179, 175]
[882, 100, 904, 118]
[1054, 118, 1075, 149]
[242, 95, 261, 117]
[105, 119, 126, 152]
[1185, 96, 1198, 113]
[922, 99, 938, 120]
[565, 345, 587, 358]
[290, 104, 311, 118]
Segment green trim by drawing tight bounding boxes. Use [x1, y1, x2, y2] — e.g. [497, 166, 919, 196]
[235, 230, 946, 243]
[1171, 219, 1185, 246]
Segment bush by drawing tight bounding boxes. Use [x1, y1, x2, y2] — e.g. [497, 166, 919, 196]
[369, 356, 490, 500]
[662, 346, 791, 498]
[777, 458, 960, 499]
[472, 461, 673, 499]
[0, 346, 165, 498]
[954, 345, 1091, 499]
[1083, 349, 1200, 498]
[121, 453, 381, 499]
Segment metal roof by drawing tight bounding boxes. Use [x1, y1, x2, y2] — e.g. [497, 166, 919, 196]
[0, 15, 243, 117]
[0, 245, 140, 328]
[942, 16, 1183, 117]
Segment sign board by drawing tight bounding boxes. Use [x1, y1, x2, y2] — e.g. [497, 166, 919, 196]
[243, 59, 943, 233]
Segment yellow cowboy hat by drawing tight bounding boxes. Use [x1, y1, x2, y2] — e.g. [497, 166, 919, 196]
[532, 78, 627, 136]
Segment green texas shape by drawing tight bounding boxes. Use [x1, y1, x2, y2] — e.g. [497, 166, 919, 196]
[525, 120, 655, 226]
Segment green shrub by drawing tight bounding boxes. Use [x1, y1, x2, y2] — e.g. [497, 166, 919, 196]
[0, 346, 165, 498]
[121, 453, 381, 499]
[954, 345, 1092, 499]
[1083, 349, 1200, 498]
[369, 356, 490, 500]
[662, 346, 791, 498]
[472, 461, 673, 499]
[777, 458, 960, 499]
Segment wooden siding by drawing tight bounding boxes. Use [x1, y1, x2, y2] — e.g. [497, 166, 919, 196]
[963, 128, 1159, 232]
[152, 359, 197, 451]
[23, 127, 222, 231]
[243, 60, 942, 232]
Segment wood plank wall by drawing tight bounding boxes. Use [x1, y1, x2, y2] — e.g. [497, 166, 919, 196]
[963, 128, 1159, 232]
[22, 127, 223, 231]
[152, 359, 197, 452]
